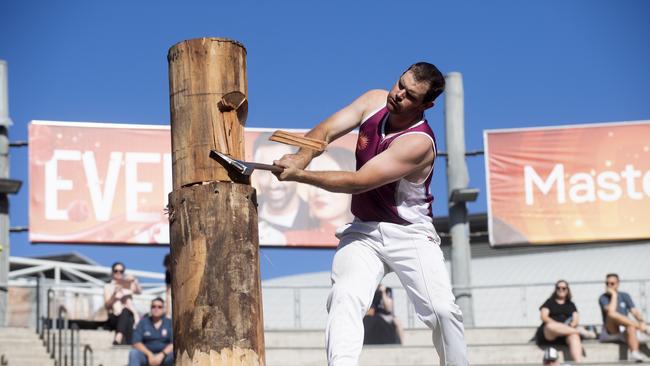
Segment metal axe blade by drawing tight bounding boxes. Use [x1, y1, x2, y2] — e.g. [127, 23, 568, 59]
[210, 150, 284, 176]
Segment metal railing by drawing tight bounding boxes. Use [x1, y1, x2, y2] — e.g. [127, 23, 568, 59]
[261, 278, 650, 329]
[8, 274, 650, 331]
[38, 302, 94, 366]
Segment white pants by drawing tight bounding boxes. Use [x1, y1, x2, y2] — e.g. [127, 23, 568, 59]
[325, 220, 468, 366]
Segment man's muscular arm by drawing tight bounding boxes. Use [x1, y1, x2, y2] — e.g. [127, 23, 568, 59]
[277, 89, 387, 170]
[275, 134, 434, 194]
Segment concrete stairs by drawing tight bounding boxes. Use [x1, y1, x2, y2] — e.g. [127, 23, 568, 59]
[76, 326, 635, 366]
[265, 327, 631, 366]
[0, 327, 54, 366]
[1, 326, 638, 366]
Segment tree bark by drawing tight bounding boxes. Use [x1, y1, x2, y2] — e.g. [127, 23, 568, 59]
[168, 182, 264, 365]
[167, 38, 264, 365]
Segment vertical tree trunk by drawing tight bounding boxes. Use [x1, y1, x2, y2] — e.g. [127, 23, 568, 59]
[167, 38, 265, 365]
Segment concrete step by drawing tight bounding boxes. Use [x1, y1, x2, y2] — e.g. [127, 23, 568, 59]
[263, 327, 538, 348]
[92, 347, 130, 366]
[0, 327, 55, 366]
[266, 342, 626, 366]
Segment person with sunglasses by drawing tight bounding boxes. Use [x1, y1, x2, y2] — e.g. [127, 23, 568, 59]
[535, 280, 595, 363]
[599, 273, 649, 363]
[104, 262, 142, 345]
[128, 297, 173, 366]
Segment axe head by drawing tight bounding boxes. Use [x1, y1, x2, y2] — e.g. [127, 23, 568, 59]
[210, 150, 254, 176]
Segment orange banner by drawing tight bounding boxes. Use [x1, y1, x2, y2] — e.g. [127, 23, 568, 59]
[29, 121, 356, 247]
[484, 121, 650, 246]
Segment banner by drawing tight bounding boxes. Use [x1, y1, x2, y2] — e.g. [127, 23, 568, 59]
[484, 120, 650, 246]
[29, 121, 357, 247]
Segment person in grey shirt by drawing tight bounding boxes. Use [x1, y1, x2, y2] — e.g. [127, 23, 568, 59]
[599, 273, 649, 362]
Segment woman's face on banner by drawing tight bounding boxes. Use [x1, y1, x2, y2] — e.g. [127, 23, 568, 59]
[307, 153, 352, 223]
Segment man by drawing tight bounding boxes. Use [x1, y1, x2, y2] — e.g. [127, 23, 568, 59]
[253, 133, 317, 244]
[274, 62, 468, 365]
[128, 297, 173, 366]
[599, 273, 649, 363]
[363, 285, 405, 345]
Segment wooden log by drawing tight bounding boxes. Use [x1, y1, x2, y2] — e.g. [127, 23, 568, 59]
[167, 37, 265, 366]
[168, 182, 264, 365]
[168, 38, 248, 188]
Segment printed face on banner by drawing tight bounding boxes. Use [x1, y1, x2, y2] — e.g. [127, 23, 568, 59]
[28, 121, 357, 247]
[247, 131, 357, 247]
[484, 121, 650, 246]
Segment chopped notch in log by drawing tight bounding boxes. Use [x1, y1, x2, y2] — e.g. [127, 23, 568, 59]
[218, 91, 248, 125]
[269, 130, 327, 152]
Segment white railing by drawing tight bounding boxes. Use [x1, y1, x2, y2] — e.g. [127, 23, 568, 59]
[4, 260, 649, 331]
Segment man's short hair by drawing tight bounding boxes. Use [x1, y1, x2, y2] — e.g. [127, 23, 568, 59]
[152, 297, 165, 305]
[606, 273, 619, 281]
[111, 262, 125, 271]
[405, 62, 445, 103]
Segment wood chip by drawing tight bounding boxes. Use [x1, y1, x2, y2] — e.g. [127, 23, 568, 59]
[269, 130, 327, 152]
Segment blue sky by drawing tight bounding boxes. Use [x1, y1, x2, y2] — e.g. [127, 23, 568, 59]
[1, 0, 649, 280]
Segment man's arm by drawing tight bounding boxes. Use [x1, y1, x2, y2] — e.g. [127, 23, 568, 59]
[132, 342, 154, 358]
[161, 343, 173, 357]
[630, 307, 648, 332]
[276, 134, 434, 194]
[278, 89, 387, 170]
[606, 290, 618, 316]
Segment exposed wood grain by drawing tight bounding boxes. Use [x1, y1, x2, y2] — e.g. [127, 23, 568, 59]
[168, 38, 248, 187]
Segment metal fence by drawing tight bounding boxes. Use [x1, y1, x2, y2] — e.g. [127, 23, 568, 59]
[261, 279, 650, 329]
[4, 278, 649, 330]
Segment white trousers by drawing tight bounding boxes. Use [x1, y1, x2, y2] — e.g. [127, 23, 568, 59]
[325, 220, 468, 366]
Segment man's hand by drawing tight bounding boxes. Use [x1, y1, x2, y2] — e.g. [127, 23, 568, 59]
[606, 286, 616, 296]
[273, 160, 302, 182]
[275, 153, 311, 171]
[639, 322, 648, 333]
[148, 352, 165, 366]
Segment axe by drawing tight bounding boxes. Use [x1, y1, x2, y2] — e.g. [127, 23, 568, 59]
[210, 150, 284, 176]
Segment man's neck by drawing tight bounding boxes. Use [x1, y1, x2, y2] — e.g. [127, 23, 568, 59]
[386, 112, 424, 134]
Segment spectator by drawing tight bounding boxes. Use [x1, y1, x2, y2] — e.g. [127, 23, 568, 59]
[128, 297, 173, 366]
[104, 262, 142, 345]
[599, 273, 649, 363]
[252, 133, 318, 245]
[163, 254, 172, 319]
[535, 280, 595, 363]
[363, 285, 405, 345]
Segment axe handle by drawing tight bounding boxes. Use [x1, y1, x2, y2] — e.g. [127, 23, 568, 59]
[246, 162, 284, 174]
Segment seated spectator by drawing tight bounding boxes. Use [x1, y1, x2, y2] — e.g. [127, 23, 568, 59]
[535, 280, 595, 363]
[363, 285, 404, 345]
[599, 273, 650, 363]
[104, 262, 142, 345]
[129, 297, 173, 366]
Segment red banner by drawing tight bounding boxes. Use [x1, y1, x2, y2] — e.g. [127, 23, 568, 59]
[29, 121, 356, 247]
[484, 121, 650, 246]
